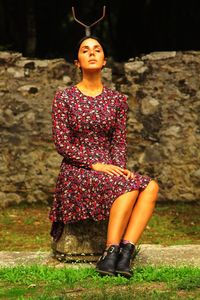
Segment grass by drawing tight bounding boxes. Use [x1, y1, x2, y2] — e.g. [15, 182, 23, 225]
[0, 265, 200, 299]
[140, 201, 200, 245]
[0, 202, 199, 251]
[0, 202, 199, 298]
[0, 203, 51, 251]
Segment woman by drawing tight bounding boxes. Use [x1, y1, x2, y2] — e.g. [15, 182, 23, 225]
[49, 35, 159, 278]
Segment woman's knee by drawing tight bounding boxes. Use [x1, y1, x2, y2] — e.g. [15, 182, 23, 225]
[116, 189, 139, 203]
[145, 179, 159, 195]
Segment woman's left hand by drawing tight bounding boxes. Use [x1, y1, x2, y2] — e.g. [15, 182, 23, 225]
[121, 168, 135, 180]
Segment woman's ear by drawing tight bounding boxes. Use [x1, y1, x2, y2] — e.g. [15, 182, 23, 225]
[74, 59, 80, 68]
[102, 58, 107, 68]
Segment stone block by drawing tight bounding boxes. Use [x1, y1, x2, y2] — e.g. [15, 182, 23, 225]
[51, 220, 108, 262]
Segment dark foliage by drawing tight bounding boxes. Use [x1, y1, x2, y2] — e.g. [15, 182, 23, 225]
[1, 0, 200, 61]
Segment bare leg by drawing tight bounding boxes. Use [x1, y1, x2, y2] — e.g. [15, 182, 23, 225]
[123, 180, 159, 244]
[106, 189, 139, 246]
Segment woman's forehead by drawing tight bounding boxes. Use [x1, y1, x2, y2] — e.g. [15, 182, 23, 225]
[79, 38, 102, 49]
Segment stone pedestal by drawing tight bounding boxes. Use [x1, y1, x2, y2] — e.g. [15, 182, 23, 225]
[51, 220, 108, 262]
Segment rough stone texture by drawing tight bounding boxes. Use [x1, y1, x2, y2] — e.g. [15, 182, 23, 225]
[51, 220, 108, 256]
[0, 245, 200, 267]
[0, 50, 200, 208]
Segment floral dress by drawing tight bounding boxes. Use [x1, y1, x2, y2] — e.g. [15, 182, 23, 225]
[49, 85, 151, 240]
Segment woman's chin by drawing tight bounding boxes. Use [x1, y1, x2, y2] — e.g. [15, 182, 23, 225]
[83, 66, 102, 72]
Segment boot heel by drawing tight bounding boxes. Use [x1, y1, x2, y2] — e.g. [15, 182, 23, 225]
[115, 243, 135, 278]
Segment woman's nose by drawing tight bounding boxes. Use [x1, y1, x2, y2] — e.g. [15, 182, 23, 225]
[89, 50, 95, 56]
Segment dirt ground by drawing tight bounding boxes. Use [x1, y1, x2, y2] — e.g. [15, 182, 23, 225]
[0, 201, 199, 251]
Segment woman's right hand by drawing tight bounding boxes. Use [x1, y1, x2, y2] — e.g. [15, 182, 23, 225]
[91, 163, 134, 180]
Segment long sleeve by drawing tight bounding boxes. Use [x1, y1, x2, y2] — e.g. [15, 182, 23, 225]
[110, 95, 129, 169]
[52, 89, 99, 169]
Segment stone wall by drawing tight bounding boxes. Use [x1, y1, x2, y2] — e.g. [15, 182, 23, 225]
[0, 51, 200, 207]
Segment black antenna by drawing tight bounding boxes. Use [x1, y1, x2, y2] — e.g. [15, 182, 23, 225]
[72, 6, 106, 36]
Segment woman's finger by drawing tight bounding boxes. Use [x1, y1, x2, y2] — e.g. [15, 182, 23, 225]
[131, 172, 135, 179]
[109, 166, 126, 177]
[105, 171, 114, 176]
[126, 172, 131, 179]
[103, 165, 134, 179]
[114, 170, 127, 178]
[111, 170, 120, 177]
[127, 170, 134, 179]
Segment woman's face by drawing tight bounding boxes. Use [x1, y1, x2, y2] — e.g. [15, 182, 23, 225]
[75, 38, 106, 72]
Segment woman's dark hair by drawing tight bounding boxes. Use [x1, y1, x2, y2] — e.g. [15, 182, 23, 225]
[73, 35, 108, 60]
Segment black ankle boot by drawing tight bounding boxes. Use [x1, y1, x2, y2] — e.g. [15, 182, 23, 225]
[96, 245, 120, 276]
[115, 243, 135, 278]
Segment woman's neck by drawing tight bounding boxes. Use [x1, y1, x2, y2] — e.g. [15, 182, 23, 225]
[78, 72, 103, 91]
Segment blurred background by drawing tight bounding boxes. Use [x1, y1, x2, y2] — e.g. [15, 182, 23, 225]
[1, 0, 200, 62]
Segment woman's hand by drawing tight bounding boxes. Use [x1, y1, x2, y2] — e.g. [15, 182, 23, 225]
[91, 163, 135, 180]
[121, 168, 135, 180]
